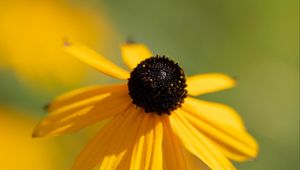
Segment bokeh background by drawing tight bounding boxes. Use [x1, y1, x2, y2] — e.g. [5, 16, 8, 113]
[0, 0, 298, 169]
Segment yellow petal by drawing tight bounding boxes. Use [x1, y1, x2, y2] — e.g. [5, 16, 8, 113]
[99, 110, 144, 170]
[121, 42, 152, 70]
[179, 103, 258, 161]
[72, 106, 140, 170]
[183, 97, 245, 129]
[149, 116, 163, 170]
[130, 114, 163, 170]
[143, 116, 154, 170]
[47, 84, 127, 112]
[187, 73, 236, 96]
[170, 113, 236, 170]
[130, 114, 149, 170]
[64, 40, 130, 79]
[162, 116, 187, 170]
[33, 84, 131, 137]
[182, 149, 210, 170]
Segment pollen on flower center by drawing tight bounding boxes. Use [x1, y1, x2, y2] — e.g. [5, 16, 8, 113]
[128, 55, 187, 115]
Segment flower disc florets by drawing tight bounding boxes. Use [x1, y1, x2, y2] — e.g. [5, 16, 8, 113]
[128, 55, 187, 115]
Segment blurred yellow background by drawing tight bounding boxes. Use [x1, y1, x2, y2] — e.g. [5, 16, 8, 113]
[0, 0, 298, 169]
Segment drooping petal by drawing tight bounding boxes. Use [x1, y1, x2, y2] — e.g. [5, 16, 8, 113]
[64, 40, 130, 79]
[130, 114, 163, 170]
[170, 112, 236, 170]
[187, 73, 236, 96]
[33, 84, 131, 137]
[47, 84, 127, 112]
[121, 42, 152, 70]
[72, 106, 140, 170]
[180, 100, 258, 161]
[161, 116, 187, 170]
[182, 97, 245, 129]
[47, 85, 103, 112]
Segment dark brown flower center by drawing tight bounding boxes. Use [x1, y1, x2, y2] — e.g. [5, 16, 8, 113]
[128, 55, 187, 115]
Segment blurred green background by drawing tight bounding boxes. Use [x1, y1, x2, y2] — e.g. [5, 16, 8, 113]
[0, 0, 298, 169]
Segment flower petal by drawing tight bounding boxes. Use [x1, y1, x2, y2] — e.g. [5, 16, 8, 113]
[162, 116, 187, 170]
[130, 114, 163, 170]
[149, 116, 163, 170]
[143, 116, 155, 169]
[183, 149, 210, 170]
[187, 73, 236, 96]
[121, 42, 152, 70]
[72, 106, 140, 170]
[130, 114, 150, 170]
[33, 84, 131, 137]
[182, 97, 245, 129]
[170, 112, 236, 170]
[99, 110, 144, 170]
[47, 84, 127, 112]
[64, 40, 130, 79]
[181, 98, 258, 161]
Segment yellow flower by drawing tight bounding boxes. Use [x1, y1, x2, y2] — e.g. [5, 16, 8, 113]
[0, 0, 113, 89]
[33, 41, 258, 170]
[0, 107, 62, 170]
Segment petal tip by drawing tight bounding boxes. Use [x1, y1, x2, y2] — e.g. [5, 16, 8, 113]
[125, 37, 137, 44]
[229, 75, 238, 86]
[43, 103, 50, 111]
[219, 74, 237, 87]
[63, 38, 71, 47]
[32, 123, 48, 138]
[250, 140, 260, 158]
[32, 129, 42, 138]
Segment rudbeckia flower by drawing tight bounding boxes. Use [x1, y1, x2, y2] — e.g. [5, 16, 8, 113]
[0, 107, 62, 170]
[33, 41, 258, 170]
[0, 0, 114, 89]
